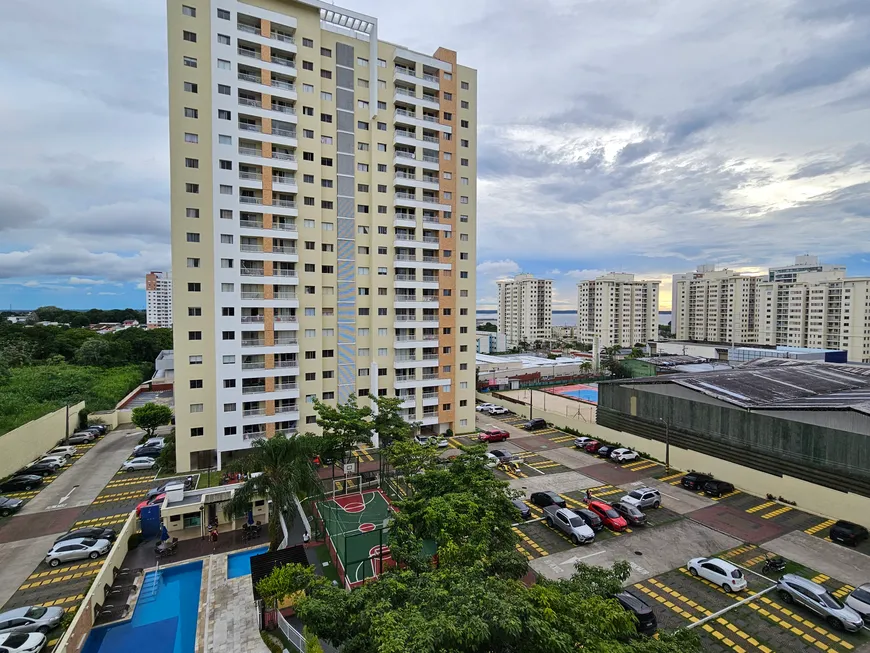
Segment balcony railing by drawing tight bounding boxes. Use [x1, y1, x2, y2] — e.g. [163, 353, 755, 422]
[272, 246, 297, 254]
[395, 151, 415, 160]
[422, 373, 439, 380]
[394, 214, 415, 221]
[395, 376, 416, 383]
[273, 199, 297, 208]
[271, 104, 296, 115]
[239, 98, 262, 108]
[396, 356, 417, 362]
[238, 47, 259, 59]
[422, 256, 440, 263]
[275, 360, 298, 368]
[274, 292, 296, 300]
[272, 177, 297, 186]
[243, 408, 266, 417]
[240, 220, 264, 229]
[420, 296, 439, 302]
[422, 95, 438, 103]
[422, 115, 438, 123]
[395, 88, 415, 98]
[241, 314, 265, 322]
[395, 334, 419, 341]
[240, 268, 265, 276]
[420, 315, 439, 322]
[271, 56, 295, 68]
[422, 155, 439, 163]
[422, 73, 438, 82]
[394, 254, 416, 262]
[422, 175, 438, 183]
[239, 123, 261, 132]
[271, 79, 295, 91]
[422, 334, 438, 340]
[242, 339, 265, 347]
[240, 196, 264, 205]
[394, 315, 417, 321]
[274, 314, 297, 322]
[238, 72, 262, 84]
[396, 192, 416, 200]
[422, 236, 439, 243]
[238, 24, 261, 35]
[395, 108, 414, 118]
[422, 216, 440, 223]
[242, 361, 266, 370]
[395, 171, 416, 180]
[272, 152, 296, 161]
[273, 269, 297, 277]
[395, 274, 417, 281]
[422, 354, 438, 361]
[272, 222, 297, 232]
[239, 147, 261, 157]
[422, 392, 438, 399]
[275, 405, 298, 414]
[241, 292, 264, 299]
[395, 131, 415, 139]
[275, 338, 298, 346]
[395, 296, 417, 302]
[420, 196, 440, 204]
[271, 32, 295, 44]
[243, 431, 266, 440]
[422, 135, 439, 143]
[272, 128, 296, 138]
[276, 382, 298, 391]
[242, 386, 266, 395]
[239, 171, 262, 181]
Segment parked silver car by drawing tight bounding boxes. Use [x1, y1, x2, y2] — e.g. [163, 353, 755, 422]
[0, 606, 64, 634]
[44, 538, 111, 567]
[620, 487, 662, 510]
[543, 506, 595, 544]
[777, 574, 864, 632]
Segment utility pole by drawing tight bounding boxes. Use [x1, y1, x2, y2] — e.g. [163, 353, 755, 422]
[659, 417, 670, 473]
[65, 404, 70, 444]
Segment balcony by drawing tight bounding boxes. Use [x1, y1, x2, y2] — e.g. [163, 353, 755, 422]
[273, 199, 297, 208]
[243, 408, 266, 417]
[276, 382, 298, 391]
[395, 254, 417, 262]
[240, 268, 265, 277]
[273, 269, 297, 278]
[270, 31, 295, 45]
[275, 359, 298, 368]
[272, 221, 297, 232]
[239, 146, 262, 158]
[271, 79, 295, 92]
[274, 292, 297, 300]
[272, 127, 296, 138]
[272, 246, 297, 255]
[240, 219, 264, 229]
[241, 292, 265, 300]
[274, 314, 297, 323]
[422, 373, 439, 380]
[240, 244, 264, 254]
[241, 315, 265, 323]
[271, 104, 296, 115]
[240, 196, 264, 206]
[275, 404, 299, 414]
[239, 171, 262, 181]
[239, 97, 262, 109]
[238, 46, 259, 60]
[237, 23, 261, 36]
[242, 339, 266, 347]
[272, 151, 296, 161]
[238, 72, 262, 85]
[242, 361, 266, 370]
[271, 55, 295, 69]
[242, 386, 266, 395]
[243, 430, 266, 440]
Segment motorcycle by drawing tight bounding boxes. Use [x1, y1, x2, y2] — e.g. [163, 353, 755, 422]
[497, 460, 522, 475]
[762, 556, 786, 575]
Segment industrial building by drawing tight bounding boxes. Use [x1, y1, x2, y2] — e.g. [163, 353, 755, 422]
[597, 359, 870, 507]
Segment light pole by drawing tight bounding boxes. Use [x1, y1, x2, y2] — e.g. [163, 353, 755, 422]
[659, 418, 670, 474]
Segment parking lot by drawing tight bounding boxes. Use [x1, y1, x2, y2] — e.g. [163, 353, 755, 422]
[0, 424, 174, 646]
[474, 407, 870, 653]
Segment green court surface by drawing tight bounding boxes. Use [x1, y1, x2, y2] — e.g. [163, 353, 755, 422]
[316, 489, 394, 588]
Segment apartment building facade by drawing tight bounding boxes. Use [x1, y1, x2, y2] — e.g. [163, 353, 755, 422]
[145, 271, 173, 328]
[576, 273, 659, 348]
[672, 265, 758, 344]
[496, 274, 552, 347]
[168, 0, 477, 471]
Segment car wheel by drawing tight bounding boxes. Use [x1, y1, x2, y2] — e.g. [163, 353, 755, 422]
[571, 534, 580, 545]
[24, 485, 33, 491]
[49, 558, 60, 567]
[779, 590, 794, 604]
[722, 583, 732, 593]
[89, 551, 100, 559]
[546, 517, 554, 527]
[827, 616, 844, 631]
[0, 509, 9, 517]
[689, 566, 698, 576]
[37, 626, 50, 634]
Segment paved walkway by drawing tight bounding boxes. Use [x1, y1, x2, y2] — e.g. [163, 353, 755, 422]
[205, 553, 270, 653]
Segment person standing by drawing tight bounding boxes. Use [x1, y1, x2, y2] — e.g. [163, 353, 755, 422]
[210, 525, 219, 551]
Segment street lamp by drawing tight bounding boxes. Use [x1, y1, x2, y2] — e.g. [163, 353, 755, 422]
[658, 418, 670, 474]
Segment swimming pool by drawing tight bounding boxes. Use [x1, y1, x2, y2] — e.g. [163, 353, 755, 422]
[81, 561, 203, 653]
[227, 546, 268, 579]
[550, 384, 598, 403]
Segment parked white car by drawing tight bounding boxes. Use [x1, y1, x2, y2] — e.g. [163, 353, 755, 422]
[573, 436, 592, 448]
[484, 452, 499, 468]
[687, 557, 747, 592]
[487, 406, 509, 415]
[48, 446, 77, 459]
[845, 583, 870, 625]
[37, 456, 66, 468]
[476, 403, 497, 412]
[0, 632, 48, 652]
[610, 448, 640, 463]
[44, 538, 111, 567]
[122, 457, 157, 472]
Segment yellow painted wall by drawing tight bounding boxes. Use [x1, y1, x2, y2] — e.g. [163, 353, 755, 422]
[0, 402, 85, 479]
[478, 392, 870, 523]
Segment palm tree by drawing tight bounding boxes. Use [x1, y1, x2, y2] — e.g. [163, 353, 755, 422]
[222, 433, 323, 550]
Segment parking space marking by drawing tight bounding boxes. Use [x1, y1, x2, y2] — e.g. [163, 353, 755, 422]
[39, 594, 85, 608]
[27, 560, 103, 580]
[92, 490, 143, 505]
[622, 460, 650, 469]
[526, 461, 561, 470]
[722, 544, 758, 559]
[804, 520, 836, 536]
[549, 435, 574, 443]
[811, 574, 830, 584]
[72, 512, 130, 528]
[19, 566, 101, 590]
[628, 461, 660, 472]
[659, 472, 684, 482]
[522, 501, 543, 517]
[743, 554, 769, 568]
[760, 506, 793, 519]
[831, 585, 854, 600]
[679, 568, 851, 652]
[710, 490, 741, 501]
[515, 543, 534, 561]
[746, 501, 777, 514]
[511, 527, 547, 556]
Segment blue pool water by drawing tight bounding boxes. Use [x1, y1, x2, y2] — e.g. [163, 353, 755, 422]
[560, 388, 599, 403]
[81, 561, 203, 653]
[227, 546, 268, 578]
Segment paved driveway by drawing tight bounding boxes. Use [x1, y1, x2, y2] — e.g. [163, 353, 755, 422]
[765, 530, 870, 587]
[509, 470, 603, 496]
[531, 519, 742, 584]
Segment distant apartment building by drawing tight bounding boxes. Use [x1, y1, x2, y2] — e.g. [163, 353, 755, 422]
[757, 267, 870, 362]
[475, 331, 507, 354]
[576, 273, 659, 348]
[496, 274, 552, 347]
[168, 0, 477, 470]
[767, 255, 845, 284]
[145, 271, 173, 328]
[551, 325, 576, 340]
[672, 265, 758, 344]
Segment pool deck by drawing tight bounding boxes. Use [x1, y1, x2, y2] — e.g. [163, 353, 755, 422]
[122, 526, 269, 570]
[202, 553, 269, 653]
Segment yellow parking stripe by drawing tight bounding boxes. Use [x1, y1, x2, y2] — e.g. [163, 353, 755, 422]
[39, 593, 85, 608]
[28, 560, 103, 580]
[832, 585, 854, 600]
[550, 435, 575, 443]
[514, 542, 534, 561]
[659, 472, 684, 481]
[760, 506, 793, 520]
[19, 567, 102, 590]
[811, 574, 830, 584]
[805, 519, 836, 535]
[622, 460, 650, 469]
[512, 527, 547, 556]
[629, 461, 660, 472]
[711, 490, 741, 501]
[527, 461, 561, 470]
[523, 501, 543, 517]
[743, 554, 769, 567]
[72, 512, 130, 528]
[746, 501, 777, 513]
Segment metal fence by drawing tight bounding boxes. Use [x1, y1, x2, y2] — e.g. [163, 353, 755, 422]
[277, 609, 307, 652]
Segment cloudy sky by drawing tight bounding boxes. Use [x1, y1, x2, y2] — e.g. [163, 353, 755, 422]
[2, 0, 870, 312]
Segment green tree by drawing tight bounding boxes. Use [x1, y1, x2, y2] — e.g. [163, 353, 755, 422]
[383, 439, 442, 478]
[255, 562, 317, 606]
[69, 314, 90, 328]
[276, 560, 699, 653]
[222, 433, 323, 550]
[157, 432, 176, 472]
[314, 396, 373, 469]
[368, 394, 413, 449]
[131, 402, 173, 437]
[478, 322, 497, 332]
[75, 338, 116, 367]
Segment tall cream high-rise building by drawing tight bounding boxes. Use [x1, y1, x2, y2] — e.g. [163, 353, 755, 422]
[576, 273, 659, 348]
[672, 265, 758, 344]
[145, 271, 173, 328]
[496, 274, 552, 347]
[168, 0, 477, 471]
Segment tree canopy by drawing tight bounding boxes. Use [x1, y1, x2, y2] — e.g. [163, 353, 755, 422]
[131, 402, 173, 436]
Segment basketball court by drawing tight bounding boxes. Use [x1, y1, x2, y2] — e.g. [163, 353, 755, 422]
[315, 484, 394, 589]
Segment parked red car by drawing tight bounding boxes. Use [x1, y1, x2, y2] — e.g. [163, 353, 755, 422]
[584, 440, 602, 453]
[586, 500, 628, 532]
[478, 429, 510, 443]
[136, 493, 165, 517]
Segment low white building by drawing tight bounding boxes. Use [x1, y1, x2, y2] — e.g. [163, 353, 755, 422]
[476, 332, 507, 354]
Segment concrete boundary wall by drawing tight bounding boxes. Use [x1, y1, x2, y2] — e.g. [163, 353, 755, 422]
[0, 401, 85, 479]
[478, 392, 870, 524]
[55, 511, 138, 653]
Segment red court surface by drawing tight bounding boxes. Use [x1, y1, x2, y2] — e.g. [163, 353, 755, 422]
[687, 504, 788, 544]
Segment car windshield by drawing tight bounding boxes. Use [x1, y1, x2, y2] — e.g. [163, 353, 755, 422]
[628, 491, 643, 499]
[81, 539, 97, 546]
[24, 607, 47, 619]
[819, 592, 843, 609]
[3, 634, 29, 647]
[852, 588, 870, 603]
[604, 509, 619, 518]
[568, 517, 585, 527]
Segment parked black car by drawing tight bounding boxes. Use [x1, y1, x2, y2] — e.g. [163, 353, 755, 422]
[86, 425, 108, 434]
[145, 484, 171, 501]
[510, 499, 532, 520]
[616, 591, 658, 635]
[830, 520, 869, 547]
[529, 491, 566, 509]
[575, 508, 603, 532]
[0, 497, 24, 517]
[134, 447, 163, 459]
[703, 480, 735, 498]
[0, 475, 44, 493]
[522, 418, 547, 431]
[681, 472, 714, 491]
[612, 501, 647, 526]
[18, 462, 58, 478]
[597, 445, 615, 459]
[54, 527, 117, 544]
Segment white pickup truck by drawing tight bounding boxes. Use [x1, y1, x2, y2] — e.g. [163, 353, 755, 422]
[543, 505, 596, 545]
